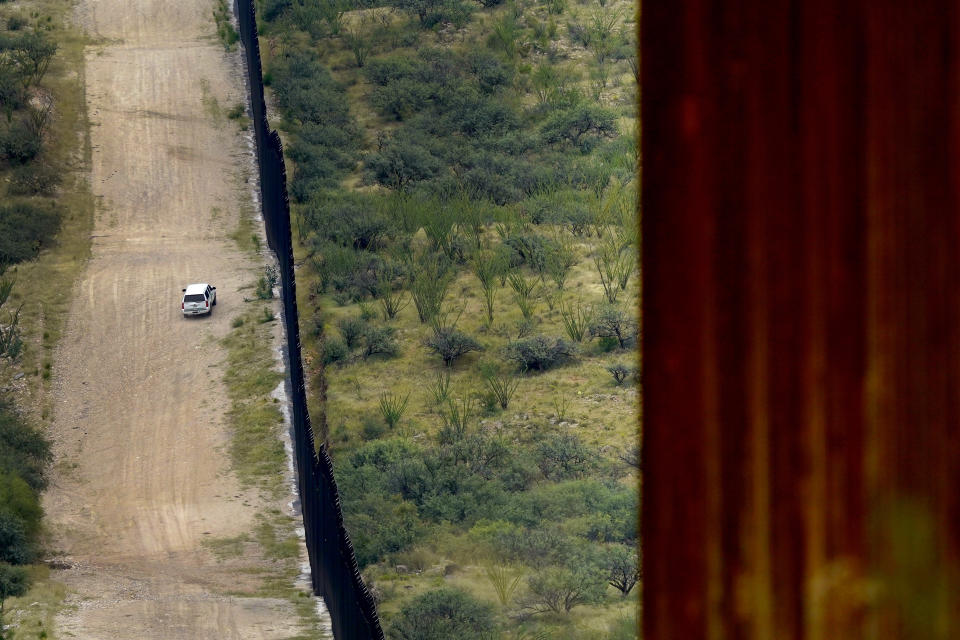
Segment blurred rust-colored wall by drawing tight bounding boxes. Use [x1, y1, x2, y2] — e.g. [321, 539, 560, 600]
[641, 2, 960, 638]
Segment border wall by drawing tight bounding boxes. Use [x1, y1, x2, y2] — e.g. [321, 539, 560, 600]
[235, 2, 385, 638]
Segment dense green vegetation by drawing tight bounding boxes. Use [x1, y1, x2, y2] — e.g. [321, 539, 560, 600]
[0, 1, 93, 635]
[258, 0, 637, 635]
[0, 278, 53, 633]
[0, 17, 60, 625]
[0, 23, 62, 266]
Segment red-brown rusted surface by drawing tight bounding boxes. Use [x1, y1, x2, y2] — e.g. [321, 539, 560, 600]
[642, 2, 960, 638]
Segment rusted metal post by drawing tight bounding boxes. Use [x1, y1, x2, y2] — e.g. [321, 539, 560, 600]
[642, 2, 960, 638]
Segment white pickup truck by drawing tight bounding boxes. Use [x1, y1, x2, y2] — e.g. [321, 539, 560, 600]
[181, 283, 217, 316]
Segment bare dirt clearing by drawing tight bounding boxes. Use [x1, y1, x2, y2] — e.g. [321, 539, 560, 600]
[43, 0, 309, 637]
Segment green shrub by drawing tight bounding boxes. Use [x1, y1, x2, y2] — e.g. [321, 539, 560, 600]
[2, 31, 57, 90]
[349, 437, 421, 470]
[361, 414, 387, 440]
[0, 66, 24, 123]
[520, 564, 607, 614]
[309, 241, 358, 294]
[388, 588, 496, 640]
[0, 472, 41, 538]
[593, 239, 634, 303]
[536, 433, 596, 480]
[364, 55, 418, 86]
[0, 563, 29, 623]
[544, 0, 566, 13]
[505, 335, 575, 371]
[363, 326, 399, 358]
[365, 132, 442, 189]
[0, 275, 24, 362]
[0, 400, 52, 492]
[270, 48, 357, 200]
[494, 525, 576, 568]
[260, 0, 292, 23]
[358, 301, 378, 321]
[343, 496, 423, 567]
[424, 328, 482, 367]
[465, 50, 512, 93]
[369, 77, 433, 120]
[419, 474, 509, 524]
[8, 162, 61, 195]
[302, 192, 392, 250]
[0, 122, 41, 163]
[213, 0, 239, 49]
[226, 103, 245, 119]
[421, 0, 474, 29]
[337, 316, 368, 349]
[503, 231, 553, 273]
[288, 139, 352, 201]
[502, 480, 635, 533]
[272, 50, 352, 127]
[540, 104, 618, 150]
[6, 14, 28, 30]
[255, 266, 278, 299]
[321, 335, 349, 365]
[0, 201, 61, 264]
[255, 306, 273, 323]
[0, 510, 33, 564]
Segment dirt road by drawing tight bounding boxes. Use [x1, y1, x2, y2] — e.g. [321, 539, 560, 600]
[43, 0, 311, 637]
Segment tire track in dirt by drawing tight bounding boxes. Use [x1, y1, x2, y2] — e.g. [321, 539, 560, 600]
[43, 1, 308, 637]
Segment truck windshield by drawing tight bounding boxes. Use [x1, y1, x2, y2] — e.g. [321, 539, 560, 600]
[184, 294, 206, 302]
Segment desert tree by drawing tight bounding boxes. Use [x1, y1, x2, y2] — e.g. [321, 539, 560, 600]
[602, 544, 639, 596]
[519, 564, 607, 614]
[589, 305, 637, 349]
